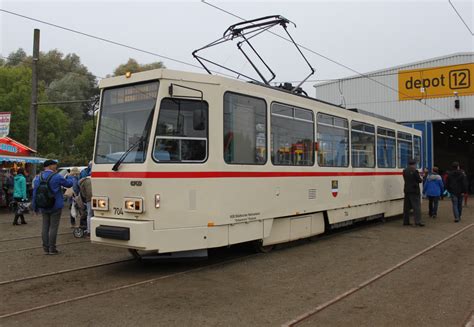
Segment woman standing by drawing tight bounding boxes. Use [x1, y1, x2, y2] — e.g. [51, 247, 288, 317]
[12, 168, 27, 225]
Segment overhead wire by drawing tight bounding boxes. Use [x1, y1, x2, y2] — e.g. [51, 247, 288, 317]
[201, 0, 457, 120]
[0, 8, 235, 79]
[448, 0, 474, 35]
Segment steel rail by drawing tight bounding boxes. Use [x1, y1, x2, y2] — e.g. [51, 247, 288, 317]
[0, 258, 133, 287]
[283, 223, 474, 326]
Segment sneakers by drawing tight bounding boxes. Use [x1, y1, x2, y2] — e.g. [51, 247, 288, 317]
[48, 249, 60, 255]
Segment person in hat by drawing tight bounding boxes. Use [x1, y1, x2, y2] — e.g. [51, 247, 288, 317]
[402, 159, 424, 227]
[445, 161, 468, 222]
[32, 160, 74, 255]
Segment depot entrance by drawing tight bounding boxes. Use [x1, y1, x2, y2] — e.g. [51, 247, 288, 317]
[432, 119, 474, 193]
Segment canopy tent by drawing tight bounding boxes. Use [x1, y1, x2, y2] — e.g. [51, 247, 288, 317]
[0, 154, 48, 164]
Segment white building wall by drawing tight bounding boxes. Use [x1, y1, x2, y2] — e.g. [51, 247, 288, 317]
[314, 53, 474, 122]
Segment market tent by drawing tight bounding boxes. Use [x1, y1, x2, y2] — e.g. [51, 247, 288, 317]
[0, 154, 48, 164]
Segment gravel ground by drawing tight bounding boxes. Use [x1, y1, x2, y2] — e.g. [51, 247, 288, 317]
[0, 199, 472, 327]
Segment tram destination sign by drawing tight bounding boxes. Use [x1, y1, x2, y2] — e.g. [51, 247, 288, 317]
[398, 63, 474, 101]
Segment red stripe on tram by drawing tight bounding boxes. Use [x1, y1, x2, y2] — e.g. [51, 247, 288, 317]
[91, 171, 403, 179]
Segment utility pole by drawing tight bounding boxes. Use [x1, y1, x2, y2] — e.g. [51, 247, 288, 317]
[28, 28, 40, 150]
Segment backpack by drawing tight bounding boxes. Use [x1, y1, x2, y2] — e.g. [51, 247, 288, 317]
[35, 172, 58, 209]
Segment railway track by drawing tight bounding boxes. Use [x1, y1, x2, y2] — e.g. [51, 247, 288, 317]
[0, 218, 385, 320]
[0, 231, 71, 243]
[0, 258, 134, 287]
[0, 239, 89, 254]
[282, 223, 474, 326]
[1, 219, 470, 323]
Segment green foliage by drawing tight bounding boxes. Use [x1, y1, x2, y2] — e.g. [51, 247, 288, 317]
[5, 48, 27, 66]
[37, 106, 70, 155]
[112, 58, 165, 76]
[73, 119, 96, 162]
[0, 49, 167, 166]
[0, 65, 32, 144]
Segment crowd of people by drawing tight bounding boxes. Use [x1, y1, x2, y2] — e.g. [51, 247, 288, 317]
[9, 160, 92, 255]
[403, 160, 469, 226]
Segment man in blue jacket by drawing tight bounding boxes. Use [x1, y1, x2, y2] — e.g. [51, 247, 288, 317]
[423, 166, 444, 219]
[32, 160, 73, 255]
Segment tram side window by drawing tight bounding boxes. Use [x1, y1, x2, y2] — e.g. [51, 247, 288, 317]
[397, 132, 413, 168]
[224, 92, 267, 164]
[413, 135, 422, 168]
[154, 98, 208, 162]
[271, 103, 314, 166]
[317, 113, 349, 167]
[377, 127, 396, 168]
[351, 121, 375, 168]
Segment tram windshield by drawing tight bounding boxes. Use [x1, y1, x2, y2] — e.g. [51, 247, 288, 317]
[95, 81, 159, 164]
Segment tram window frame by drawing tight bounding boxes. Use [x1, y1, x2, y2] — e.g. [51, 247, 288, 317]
[351, 121, 375, 168]
[376, 127, 397, 168]
[152, 98, 209, 164]
[271, 102, 315, 166]
[223, 92, 267, 165]
[397, 131, 413, 168]
[316, 113, 349, 168]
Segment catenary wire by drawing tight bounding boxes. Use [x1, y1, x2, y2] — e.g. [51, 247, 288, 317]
[0, 8, 236, 79]
[201, 0, 457, 120]
[448, 0, 474, 35]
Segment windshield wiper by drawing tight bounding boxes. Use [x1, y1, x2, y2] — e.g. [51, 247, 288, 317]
[112, 136, 144, 171]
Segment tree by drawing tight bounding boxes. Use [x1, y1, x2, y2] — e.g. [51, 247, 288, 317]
[0, 65, 31, 144]
[112, 58, 165, 76]
[37, 106, 70, 156]
[5, 48, 27, 66]
[73, 119, 96, 162]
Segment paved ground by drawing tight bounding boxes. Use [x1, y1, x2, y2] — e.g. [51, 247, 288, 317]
[0, 198, 472, 327]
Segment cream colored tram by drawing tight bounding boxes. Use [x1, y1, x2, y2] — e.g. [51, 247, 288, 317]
[90, 69, 422, 257]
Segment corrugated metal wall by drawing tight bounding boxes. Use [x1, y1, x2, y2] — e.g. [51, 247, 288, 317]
[314, 53, 474, 122]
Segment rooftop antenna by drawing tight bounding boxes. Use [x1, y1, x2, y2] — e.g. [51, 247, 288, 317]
[192, 15, 315, 94]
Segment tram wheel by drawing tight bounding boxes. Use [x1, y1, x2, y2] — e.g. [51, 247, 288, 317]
[253, 241, 274, 253]
[128, 249, 142, 261]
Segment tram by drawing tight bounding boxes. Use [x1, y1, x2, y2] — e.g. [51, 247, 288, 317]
[90, 16, 422, 257]
[90, 68, 422, 256]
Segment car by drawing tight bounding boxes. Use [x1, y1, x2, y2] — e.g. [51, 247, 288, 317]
[57, 166, 87, 177]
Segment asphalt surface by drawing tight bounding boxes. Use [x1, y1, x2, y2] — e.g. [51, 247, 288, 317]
[0, 198, 472, 327]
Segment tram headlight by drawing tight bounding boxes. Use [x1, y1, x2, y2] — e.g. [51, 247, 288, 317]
[92, 196, 109, 211]
[124, 198, 143, 213]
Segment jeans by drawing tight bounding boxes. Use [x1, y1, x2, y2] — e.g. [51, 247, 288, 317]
[86, 202, 92, 233]
[428, 196, 439, 217]
[403, 193, 422, 224]
[13, 197, 26, 224]
[451, 195, 463, 221]
[42, 209, 62, 252]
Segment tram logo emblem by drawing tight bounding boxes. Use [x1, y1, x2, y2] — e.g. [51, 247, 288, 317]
[331, 180, 339, 198]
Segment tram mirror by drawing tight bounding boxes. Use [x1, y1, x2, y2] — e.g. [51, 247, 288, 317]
[193, 108, 206, 131]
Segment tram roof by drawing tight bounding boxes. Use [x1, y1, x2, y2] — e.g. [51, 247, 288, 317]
[99, 69, 420, 136]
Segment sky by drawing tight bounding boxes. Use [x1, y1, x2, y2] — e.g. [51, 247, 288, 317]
[1, 0, 473, 94]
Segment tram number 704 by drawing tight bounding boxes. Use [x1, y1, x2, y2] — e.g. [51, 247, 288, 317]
[113, 207, 124, 215]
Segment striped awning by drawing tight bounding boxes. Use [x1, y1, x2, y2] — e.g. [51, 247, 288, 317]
[0, 155, 49, 164]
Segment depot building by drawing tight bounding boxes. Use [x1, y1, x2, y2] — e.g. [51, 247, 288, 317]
[314, 52, 474, 181]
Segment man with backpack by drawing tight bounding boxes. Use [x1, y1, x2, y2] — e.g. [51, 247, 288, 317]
[32, 160, 73, 255]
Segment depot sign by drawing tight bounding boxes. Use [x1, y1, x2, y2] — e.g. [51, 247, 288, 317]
[398, 63, 473, 101]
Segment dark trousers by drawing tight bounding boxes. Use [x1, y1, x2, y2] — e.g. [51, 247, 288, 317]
[42, 209, 62, 252]
[12, 197, 26, 224]
[403, 193, 421, 224]
[451, 194, 463, 221]
[428, 196, 439, 217]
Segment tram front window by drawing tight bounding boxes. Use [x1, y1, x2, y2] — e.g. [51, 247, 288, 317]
[95, 82, 159, 164]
